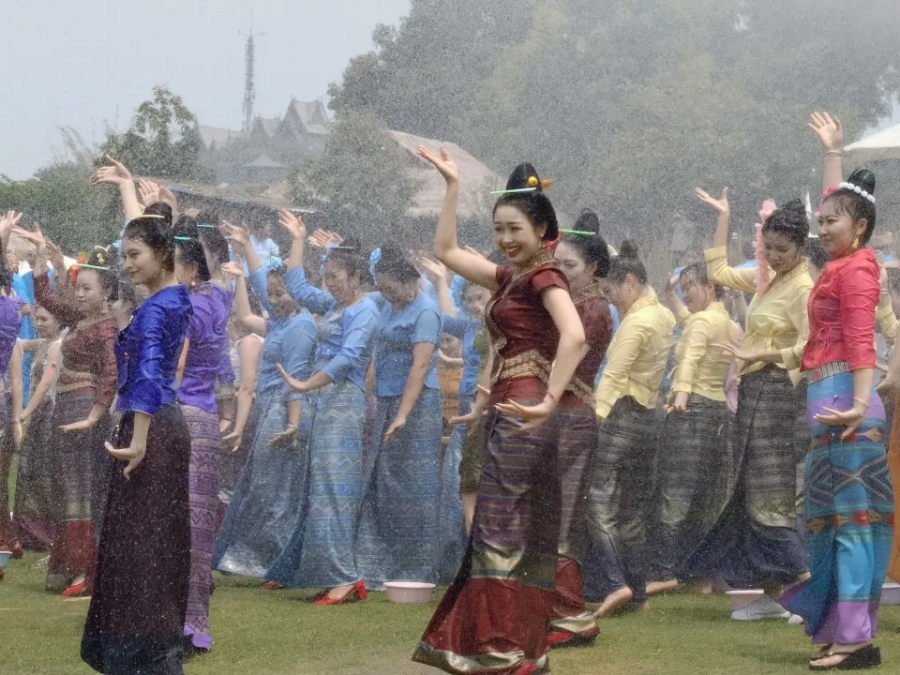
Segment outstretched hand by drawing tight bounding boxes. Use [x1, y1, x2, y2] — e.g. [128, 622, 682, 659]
[91, 155, 133, 187]
[809, 112, 843, 153]
[220, 261, 244, 280]
[417, 146, 459, 184]
[493, 397, 555, 432]
[278, 209, 306, 240]
[222, 221, 250, 250]
[12, 223, 47, 250]
[307, 229, 343, 250]
[695, 187, 729, 216]
[276, 363, 308, 393]
[137, 179, 162, 207]
[0, 210, 24, 239]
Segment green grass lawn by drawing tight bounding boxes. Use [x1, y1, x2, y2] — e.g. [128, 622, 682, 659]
[1, 553, 898, 674]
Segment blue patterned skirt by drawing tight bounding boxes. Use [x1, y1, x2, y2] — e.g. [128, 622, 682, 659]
[781, 370, 894, 644]
[266, 379, 366, 589]
[435, 394, 470, 583]
[213, 387, 311, 578]
[355, 388, 443, 589]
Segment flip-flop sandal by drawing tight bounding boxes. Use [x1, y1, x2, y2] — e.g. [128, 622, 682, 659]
[810, 645, 833, 663]
[809, 645, 880, 671]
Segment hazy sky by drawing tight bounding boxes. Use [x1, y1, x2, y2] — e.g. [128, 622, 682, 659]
[2, 0, 411, 179]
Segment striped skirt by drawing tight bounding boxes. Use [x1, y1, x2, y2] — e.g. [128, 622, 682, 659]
[781, 371, 894, 644]
[681, 367, 809, 587]
[180, 405, 222, 651]
[549, 404, 600, 643]
[355, 388, 443, 589]
[649, 395, 732, 582]
[414, 399, 561, 675]
[583, 397, 658, 605]
[436, 394, 471, 583]
[13, 399, 60, 550]
[888, 400, 900, 583]
[214, 387, 311, 578]
[266, 379, 366, 589]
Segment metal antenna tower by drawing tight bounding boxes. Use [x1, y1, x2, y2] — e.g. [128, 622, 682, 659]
[240, 18, 263, 134]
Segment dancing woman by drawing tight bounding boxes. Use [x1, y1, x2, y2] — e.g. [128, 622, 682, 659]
[81, 212, 194, 675]
[172, 218, 230, 652]
[414, 147, 585, 675]
[213, 224, 316, 580]
[647, 263, 740, 593]
[588, 242, 676, 617]
[26, 229, 118, 596]
[263, 210, 379, 604]
[779, 113, 893, 671]
[354, 245, 445, 589]
[683, 187, 813, 621]
[547, 223, 614, 645]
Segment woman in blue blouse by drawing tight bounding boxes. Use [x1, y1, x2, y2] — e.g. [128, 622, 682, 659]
[355, 246, 444, 589]
[213, 224, 317, 581]
[81, 212, 193, 675]
[263, 211, 379, 605]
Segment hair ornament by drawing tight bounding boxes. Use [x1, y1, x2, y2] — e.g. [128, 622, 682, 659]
[77, 263, 111, 271]
[369, 248, 382, 280]
[837, 181, 876, 204]
[262, 257, 285, 274]
[490, 187, 537, 196]
[560, 228, 596, 236]
[197, 223, 217, 229]
[174, 236, 192, 241]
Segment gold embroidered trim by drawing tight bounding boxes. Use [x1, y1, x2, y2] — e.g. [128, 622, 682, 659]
[496, 349, 551, 383]
[571, 280, 604, 305]
[625, 293, 659, 318]
[57, 368, 98, 394]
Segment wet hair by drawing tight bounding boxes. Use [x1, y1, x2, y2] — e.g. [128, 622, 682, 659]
[805, 237, 830, 270]
[607, 240, 647, 285]
[822, 168, 877, 245]
[679, 261, 725, 300]
[77, 248, 118, 301]
[376, 246, 420, 284]
[173, 216, 211, 282]
[492, 163, 558, 241]
[325, 237, 371, 285]
[561, 209, 610, 278]
[122, 204, 176, 273]
[0, 251, 11, 294]
[762, 199, 809, 248]
[197, 222, 230, 271]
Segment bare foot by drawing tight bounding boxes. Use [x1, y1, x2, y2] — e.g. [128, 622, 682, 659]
[646, 580, 679, 596]
[592, 586, 633, 618]
[809, 643, 870, 669]
[680, 580, 713, 595]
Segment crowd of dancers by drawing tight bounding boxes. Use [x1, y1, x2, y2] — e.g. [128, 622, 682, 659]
[0, 111, 899, 674]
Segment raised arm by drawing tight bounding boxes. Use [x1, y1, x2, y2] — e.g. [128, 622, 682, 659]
[417, 147, 499, 290]
[222, 336, 263, 451]
[809, 112, 844, 193]
[663, 274, 689, 326]
[91, 156, 142, 222]
[695, 188, 758, 293]
[278, 209, 307, 272]
[222, 262, 267, 337]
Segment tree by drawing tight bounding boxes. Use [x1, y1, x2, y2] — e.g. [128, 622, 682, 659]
[290, 111, 416, 248]
[99, 86, 214, 182]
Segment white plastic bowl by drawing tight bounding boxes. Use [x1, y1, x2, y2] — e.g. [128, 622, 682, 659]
[881, 583, 900, 606]
[726, 589, 764, 611]
[0, 551, 11, 569]
[384, 581, 436, 604]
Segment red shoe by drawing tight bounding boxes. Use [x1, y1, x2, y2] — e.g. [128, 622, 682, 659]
[61, 580, 88, 597]
[260, 581, 286, 590]
[314, 580, 367, 606]
[547, 629, 598, 649]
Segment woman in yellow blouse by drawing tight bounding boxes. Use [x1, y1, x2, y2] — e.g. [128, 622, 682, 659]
[682, 187, 813, 622]
[646, 262, 741, 595]
[588, 241, 676, 617]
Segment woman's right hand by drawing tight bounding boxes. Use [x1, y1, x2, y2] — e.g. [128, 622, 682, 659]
[276, 363, 309, 393]
[808, 112, 843, 153]
[695, 187, 729, 216]
[90, 155, 133, 187]
[222, 221, 250, 250]
[416, 146, 459, 184]
[12, 223, 47, 251]
[278, 209, 307, 241]
[106, 440, 146, 479]
[222, 429, 243, 453]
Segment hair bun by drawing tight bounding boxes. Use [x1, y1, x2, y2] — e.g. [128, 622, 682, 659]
[173, 215, 199, 241]
[142, 202, 173, 227]
[507, 163, 547, 193]
[847, 168, 876, 197]
[618, 239, 640, 260]
[779, 198, 808, 219]
[574, 209, 601, 236]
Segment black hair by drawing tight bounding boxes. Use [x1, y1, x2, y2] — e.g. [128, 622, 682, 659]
[741, 241, 756, 260]
[376, 245, 420, 284]
[197, 223, 230, 271]
[492, 162, 558, 241]
[805, 237, 830, 270]
[762, 199, 809, 248]
[822, 168, 877, 245]
[322, 235, 371, 286]
[607, 239, 647, 285]
[77, 248, 118, 301]
[561, 209, 610, 278]
[0, 247, 11, 294]
[173, 216, 211, 282]
[122, 205, 176, 274]
[679, 261, 725, 300]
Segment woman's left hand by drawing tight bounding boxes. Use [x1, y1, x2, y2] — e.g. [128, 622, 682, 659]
[814, 405, 866, 440]
[106, 440, 146, 479]
[268, 425, 299, 447]
[276, 363, 308, 392]
[383, 417, 407, 442]
[493, 398, 555, 431]
[60, 416, 99, 433]
[721, 342, 760, 364]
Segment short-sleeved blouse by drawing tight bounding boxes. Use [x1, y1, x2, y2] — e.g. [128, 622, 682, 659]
[568, 281, 613, 407]
[485, 248, 569, 404]
[372, 291, 442, 397]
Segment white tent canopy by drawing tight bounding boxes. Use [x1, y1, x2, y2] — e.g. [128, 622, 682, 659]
[844, 123, 900, 162]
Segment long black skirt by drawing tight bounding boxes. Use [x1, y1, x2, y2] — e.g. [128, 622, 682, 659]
[82, 403, 191, 675]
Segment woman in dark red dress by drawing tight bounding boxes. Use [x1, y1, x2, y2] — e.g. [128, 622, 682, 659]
[414, 148, 585, 675]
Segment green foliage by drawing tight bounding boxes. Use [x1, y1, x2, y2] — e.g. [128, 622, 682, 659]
[99, 86, 214, 182]
[290, 110, 417, 247]
[331, 0, 900, 258]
